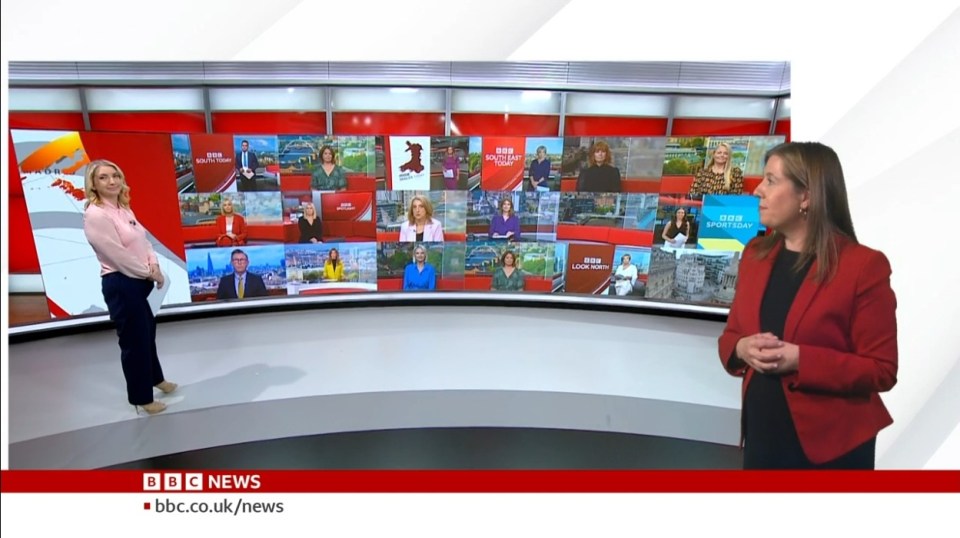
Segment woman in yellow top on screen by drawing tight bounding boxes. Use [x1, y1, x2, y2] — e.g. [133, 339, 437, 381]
[323, 248, 344, 281]
[689, 142, 744, 195]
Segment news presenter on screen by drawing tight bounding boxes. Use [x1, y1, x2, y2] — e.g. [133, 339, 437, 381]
[235, 139, 259, 190]
[689, 142, 745, 196]
[488, 197, 521, 241]
[216, 249, 269, 300]
[442, 146, 461, 190]
[402, 244, 436, 290]
[612, 254, 638, 296]
[661, 207, 691, 248]
[490, 250, 524, 291]
[399, 194, 445, 242]
[310, 145, 347, 191]
[323, 248, 344, 281]
[82, 159, 177, 416]
[215, 197, 247, 247]
[298, 202, 323, 243]
[576, 140, 621, 192]
[719, 142, 898, 469]
[528, 145, 551, 192]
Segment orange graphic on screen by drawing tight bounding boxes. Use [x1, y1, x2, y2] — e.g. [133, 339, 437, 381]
[19, 132, 90, 173]
[399, 141, 424, 173]
[51, 178, 86, 201]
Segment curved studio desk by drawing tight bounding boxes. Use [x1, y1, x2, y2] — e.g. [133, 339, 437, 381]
[8, 293, 741, 469]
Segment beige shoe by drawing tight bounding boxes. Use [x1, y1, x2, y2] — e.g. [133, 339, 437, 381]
[154, 381, 178, 394]
[135, 401, 167, 415]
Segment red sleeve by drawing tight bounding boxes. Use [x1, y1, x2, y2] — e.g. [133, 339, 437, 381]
[235, 215, 248, 244]
[718, 251, 752, 377]
[788, 250, 898, 395]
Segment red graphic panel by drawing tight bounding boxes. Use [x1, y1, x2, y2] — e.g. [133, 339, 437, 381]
[564, 244, 616, 294]
[671, 119, 772, 136]
[189, 134, 237, 193]
[88, 112, 206, 133]
[320, 192, 374, 222]
[563, 116, 668, 136]
[212, 112, 327, 134]
[481, 137, 526, 191]
[451, 113, 559, 136]
[9, 112, 86, 130]
[79, 132, 186, 259]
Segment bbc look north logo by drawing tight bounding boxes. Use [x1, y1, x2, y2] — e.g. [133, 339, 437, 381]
[143, 473, 205, 491]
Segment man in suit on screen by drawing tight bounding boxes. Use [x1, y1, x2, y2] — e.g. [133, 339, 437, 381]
[235, 140, 260, 191]
[216, 249, 268, 300]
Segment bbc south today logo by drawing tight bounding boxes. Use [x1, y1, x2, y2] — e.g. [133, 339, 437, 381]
[142, 472, 262, 491]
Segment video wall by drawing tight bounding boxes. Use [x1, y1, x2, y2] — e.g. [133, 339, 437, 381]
[11, 129, 782, 319]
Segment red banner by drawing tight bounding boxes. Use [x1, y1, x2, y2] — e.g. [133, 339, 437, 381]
[481, 136, 526, 191]
[189, 134, 236, 193]
[564, 243, 616, 294]
[1, 470, 958, 493]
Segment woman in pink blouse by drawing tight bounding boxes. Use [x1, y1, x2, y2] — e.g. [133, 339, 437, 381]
[82, 159, 177, 415]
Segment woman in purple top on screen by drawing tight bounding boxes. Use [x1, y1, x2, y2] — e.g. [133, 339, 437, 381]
[488, 197, 521, 241]
[442, 146, 460, 190]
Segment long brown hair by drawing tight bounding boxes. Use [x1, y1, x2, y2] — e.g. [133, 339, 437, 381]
[752, 142, 858, 282]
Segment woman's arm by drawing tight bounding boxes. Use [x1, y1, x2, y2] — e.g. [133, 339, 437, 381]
[234, 215, 247, 244]
[785, 251, 898, 395]
[730, 167, 744, 194]
[430, 220, 444, 242]
[661, 221, 673, 242]
[83, 209, 153, 279]
[689, 171, 705, 196]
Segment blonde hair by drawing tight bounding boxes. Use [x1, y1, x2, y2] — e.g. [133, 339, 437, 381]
[406, 195, 434, 224]
[84, 159, 131, 209]
[706, 142, 734, 189]
[220, 197, 237, 215]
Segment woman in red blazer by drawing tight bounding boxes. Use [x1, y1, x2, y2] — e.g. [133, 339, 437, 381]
[215, 197, 247, 247]
[719, 141, 897, 469]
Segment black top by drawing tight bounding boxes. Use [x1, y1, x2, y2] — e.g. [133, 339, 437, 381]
[576, 165, 622, 192]
[298, 217, 323, 243]
[743, 248, 812, 467]
[416, 232, 424, 242]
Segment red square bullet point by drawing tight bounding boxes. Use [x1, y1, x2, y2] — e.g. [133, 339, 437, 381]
[143, 502, 150, 510]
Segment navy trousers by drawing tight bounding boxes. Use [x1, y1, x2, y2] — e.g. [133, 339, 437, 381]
[102, 273, 165, 406]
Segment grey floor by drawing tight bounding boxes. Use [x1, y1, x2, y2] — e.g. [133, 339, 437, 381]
[104, 427, 743, 470]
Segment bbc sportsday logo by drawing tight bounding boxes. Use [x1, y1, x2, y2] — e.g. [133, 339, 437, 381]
[143, 473, 261, 492]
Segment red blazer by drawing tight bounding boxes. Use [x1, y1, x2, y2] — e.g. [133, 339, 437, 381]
[215, 214, 247, 246]
[719, 235, 898, 464]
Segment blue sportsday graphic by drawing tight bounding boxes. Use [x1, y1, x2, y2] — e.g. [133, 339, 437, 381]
[697, 195, 763, 251]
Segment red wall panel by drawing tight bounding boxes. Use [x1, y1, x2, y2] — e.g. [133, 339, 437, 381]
[333, 112, 445, 135]
[671, 118, 772, 136]
[564, 116, 668, 136]
[774, 118, 791, 141]
[8, 133, 41, 273]
[452, 113, 559, 136]
[212, 112, 326, 134]
[10, 112, 86, 130]
[80, 132, 186, 258]
[88, 112, 206, 133]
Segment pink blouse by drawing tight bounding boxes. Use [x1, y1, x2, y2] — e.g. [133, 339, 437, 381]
[83, 200, 158, 279]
